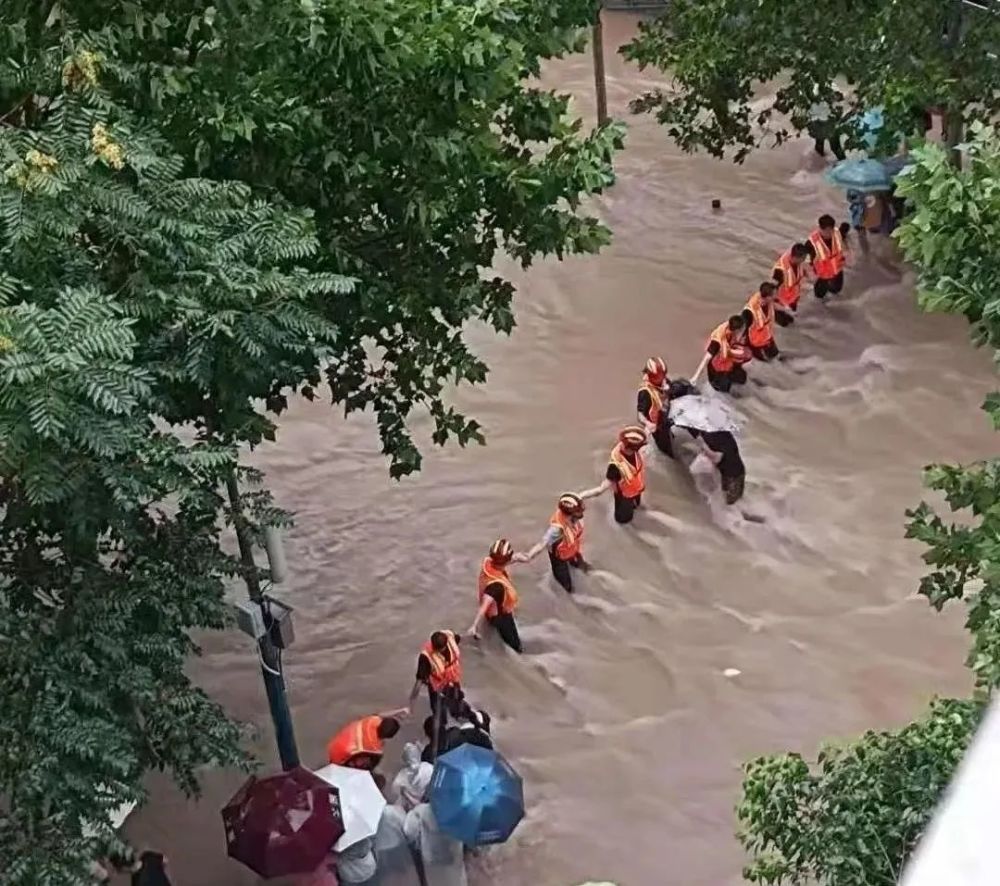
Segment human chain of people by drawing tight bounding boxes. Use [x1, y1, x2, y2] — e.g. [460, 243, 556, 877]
[325, 212, 850, 784]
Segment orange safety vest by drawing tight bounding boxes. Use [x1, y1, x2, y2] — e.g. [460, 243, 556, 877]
[639, 381, 664, 426]
[477, 557, 519, 618]
[420, 630, 462, 692]
[549, 509, 583, 561]
[772, 251, 805, 308]
[327, 715, 384, 767]
[609, 442, 645, 499]
[809, 229, 845, 280]
[744, 291, 775, 349]
[707, 322, 750, 372]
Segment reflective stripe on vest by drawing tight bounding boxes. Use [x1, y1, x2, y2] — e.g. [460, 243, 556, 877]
[640, 381, 663, 426]
[708, 321, 735, 372]
[549, 509, 583, 561]
[809, 229, 845, 279]
[610, 442, 645, 499]
[327, 715, 384, 766]
[745, 291, 775, 348]
[772, 252, 804, 308]
[477, 557, 518, 617]
[421, 630, 462, 692]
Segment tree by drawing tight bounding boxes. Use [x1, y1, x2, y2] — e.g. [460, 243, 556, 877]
[622, 0, 1000, 162]
[736, 126, 1000, 884]
[20, 0, 625, 476]
[0, 57, 348, 882]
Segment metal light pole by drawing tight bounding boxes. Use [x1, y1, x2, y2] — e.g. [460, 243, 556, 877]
[592, 5, 609, 127]
[226, 473, 300, 770]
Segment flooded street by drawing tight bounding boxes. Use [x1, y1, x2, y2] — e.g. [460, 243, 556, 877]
[132, 14, 995, 885]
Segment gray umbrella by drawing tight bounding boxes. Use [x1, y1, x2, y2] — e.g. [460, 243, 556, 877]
[668, 393, 742, 436]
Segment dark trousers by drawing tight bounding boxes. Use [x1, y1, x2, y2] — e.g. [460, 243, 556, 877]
[722, 472, 746, 504]
[487, 612, 522, 653]
[809, 123, 846, 161]
[814, 272, 844, 300]
[708, 364, 747, 393]
[613, 492, 640, 524]
[549, 550, 581, 593]
[652, 424, 674, 457]
[750, 340, 779, 361]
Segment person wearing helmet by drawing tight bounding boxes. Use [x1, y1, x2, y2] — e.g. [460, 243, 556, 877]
[638, 357, 674, 456]
[579, 426, 648, 524]
[467, 538, 523, 653]
[518, 493, 589, 593]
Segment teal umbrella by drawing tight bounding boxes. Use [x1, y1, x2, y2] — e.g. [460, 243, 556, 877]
[825, 158, 892, 193]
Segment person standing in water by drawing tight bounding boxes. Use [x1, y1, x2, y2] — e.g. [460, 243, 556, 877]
[807, 214, 850, 300]
[468, 538, 522, 653]
[742, 282, 779, 361]
[407, 630, 462, 715]
[579, 426, 649, 524]
[637, 357, 674, 456]
[519, 493, 589, 593]
[693, 314, 751, 394]
[771, 242, 811, 325]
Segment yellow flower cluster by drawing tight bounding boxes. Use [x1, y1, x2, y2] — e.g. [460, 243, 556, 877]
[91, 123, 125, 170]
[4, 149, 59, 191]
[62, 49, 102, 92]
[0, 335, 13, 353]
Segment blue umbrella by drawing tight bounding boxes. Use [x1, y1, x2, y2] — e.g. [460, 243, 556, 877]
[825, 158, 892, 193]
[429, 745, 524, 845]
[859, 106, 884, 150]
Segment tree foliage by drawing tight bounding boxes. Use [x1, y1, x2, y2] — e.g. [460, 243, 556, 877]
[0, 61, 348, 883]
[738, 698, 983, 886]
[622, 0, 1000, 161]
[737, 126, 1000, 885]
[9, 0, 624, 476]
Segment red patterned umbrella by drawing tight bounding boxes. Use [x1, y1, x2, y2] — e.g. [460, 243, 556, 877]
[222, 767, 344, 878]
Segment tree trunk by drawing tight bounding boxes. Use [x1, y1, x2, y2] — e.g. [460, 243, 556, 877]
[592, 7, 608, 127]
[943, 0, 965, 168]
[944, 112, 964, 168]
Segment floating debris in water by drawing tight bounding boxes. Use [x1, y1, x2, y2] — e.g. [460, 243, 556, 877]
[723, 668, 742, 678]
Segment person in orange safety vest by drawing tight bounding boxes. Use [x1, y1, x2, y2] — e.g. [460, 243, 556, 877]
[520, 493, 589, 594]
[467, 538, 523, 654]
[692, 314, 751, 394]
[807, 214, 851, 301]
[578, 425, 649, 525]
[741, 282, 780, 361]
[771, 242, 811, 325]
[326, 711, 404, 771]
[407, 629, 462, 714]
[637, 357, 674, 456]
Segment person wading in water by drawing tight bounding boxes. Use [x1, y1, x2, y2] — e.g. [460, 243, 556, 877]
[579, 426, 649, 524]
[692, 314, 752, 394]
[406, 629, 462, 715]
[637, 357, 674, 456]
[771, 242, 810, 325]
[519, 493, 589, 593]
[742, 282, 780, 361]
[468, 538, 523, 653]
[807, 214, 850, 301]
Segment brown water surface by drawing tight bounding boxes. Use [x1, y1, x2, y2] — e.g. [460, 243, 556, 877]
[130, 14, 993, 886]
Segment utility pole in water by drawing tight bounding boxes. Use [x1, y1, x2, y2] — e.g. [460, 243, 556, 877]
[226, 473, 300, 770]
[592, 5, 608, 127]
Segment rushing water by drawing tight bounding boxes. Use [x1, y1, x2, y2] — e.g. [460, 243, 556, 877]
[130, 14, 997, 886]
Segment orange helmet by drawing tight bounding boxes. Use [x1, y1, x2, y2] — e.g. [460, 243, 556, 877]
[619, 425, 648, 449]
[489, 538, 514, 564]
[557, 492, 584, 517]
[643, 357, 667, 383]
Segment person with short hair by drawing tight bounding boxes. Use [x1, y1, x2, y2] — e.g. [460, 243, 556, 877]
[693, 314, 752, 394]
[807, 214, 850, 300]
[741, 282, 780, 361]
[327, 711, 405, 772]
[771, 242, 811, 325]
[407, 630, 462, 715]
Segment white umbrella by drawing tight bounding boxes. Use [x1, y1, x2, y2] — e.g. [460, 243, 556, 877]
[313, 764, 387, 851]
[668, 393, 742, 436]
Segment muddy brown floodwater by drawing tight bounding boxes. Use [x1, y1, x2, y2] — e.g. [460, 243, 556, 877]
[129, 13, 996, 886]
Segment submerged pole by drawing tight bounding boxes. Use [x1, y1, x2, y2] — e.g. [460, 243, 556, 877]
[592, 6, 609, 127]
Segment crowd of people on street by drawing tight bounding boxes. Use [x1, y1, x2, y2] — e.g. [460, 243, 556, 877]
[310, 211, 853, 884]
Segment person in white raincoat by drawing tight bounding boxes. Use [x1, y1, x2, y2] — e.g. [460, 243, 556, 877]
[391, 743, 433, 813]
[404, 803, 467, 886]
